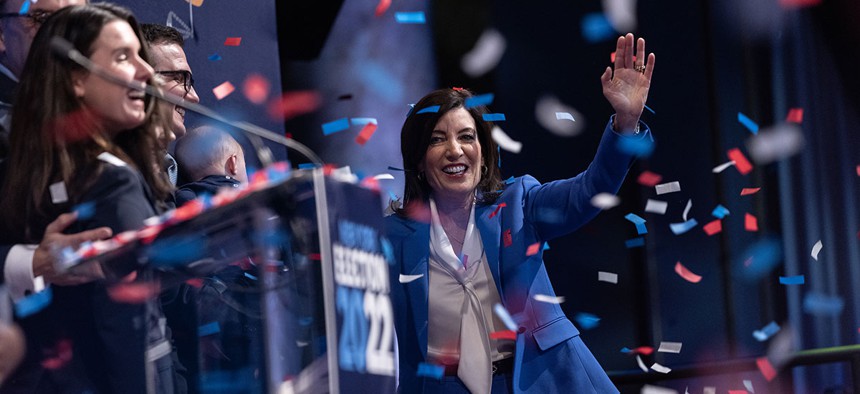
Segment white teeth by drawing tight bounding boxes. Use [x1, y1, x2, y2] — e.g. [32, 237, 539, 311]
[443, 165, 466, 174]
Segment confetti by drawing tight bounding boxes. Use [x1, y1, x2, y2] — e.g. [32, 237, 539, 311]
[224, 37, 242, 46]
[416, 105, 440, 114]
[704, 387, 716, 394]
[73, 201, 96, 220]
[242, 74, 270, 104]
[198, 322, 221, 336]
[107, 281, 161, 304]
[747, 124, 804, 164]
[674, 262, 702, 283]
[644, 199, 667, 214]
[490, 330, 517, 340]
[207, 53, 222, 61]
[779, 0, 822, 9]
[655, 181, 681, 195]
[535, 95, 584, 137]
[465, 93, 494, 108]
[526, 242, 540, 256]
[14, 287, 52, 318]
[322, 118, 350, 135]
[636, 355, 649, 372]
[40, 339, 72, 370]
[394, 11, 426, 23]
[785, 108, 803, 123]
[625, 237, 645, 248]
[492, 126, 522, 153]
[489, 202, 507, 219]
[533, 294, 565, 304]
[398, 274, 424, 284]
[185, 0, 204, 6]
[483, 113, 506, 122]
[811, 240, 823, 261]
[374, 0, 391, 17]
[657, 341, 683, 354]
[745, 213, 759, 232]
[603, 0, 637, 33]
[637, 171, 662, 187]
[49, 181, 68, 203]
[753, 321, 781, 341]
[728, 391, 748, 394]
[650, 363, 671, 374]
[738, 237, 783, 281]
[267, 90, 322, 121]
[416, 362, 444, 379]
[18, 0, 29, 13]
[682, 199, 692, 221]
[493, 304, 517, 330]
[355, 122, 378, 145]
[574, 312, 600, 330]
[461, 28, 506, 77]
[625, 213, 647, 235]
[373, 173, 394, 181]
[741, 188, 761, 196]
[738, 112, 759, 134]
[703, 219, 722, 235]
[591, 193, 621, 210]
[756, 357, 777, 381]
[621, 346, 654, 356]
[670, 219, 698, 235]
[212, 81, 235, 100]
[598, 271, 618, 284]
[779, 275, 805, 285]
[803, 292, 844, 315]
[712, 160, 736, 173]
[728, 148, 754, 175]
[642, 385, 678, 394]
[581, 12, 616, 43]
[556, 112, 576, 122]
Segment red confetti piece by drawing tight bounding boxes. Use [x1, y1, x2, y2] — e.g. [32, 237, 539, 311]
[224, 37, 242, 46]
[40, 339, 73, 370]
[452, 87, 464, 91]
[740, 187, 761, 196]
[185, 278, 204, 288]
[107, 281, 161, 304]
[745, 213, 759, 231]
[405, 200, 431, 223]
[779, 0, 821, 8]
[728, 391, 749, 394]
[374, 0, 391, 17]
[727, 148, 753, 175]
[489, 330, 516, 340]
[526, 242, 540, 256]
[503, 229, 512, 247]
[489, 202, 507, 218]
[703, 220, 722, 236]
[212, 81, 235, 100]
[756, 357, 777, 381]
[856, 165, 860, 177]
[785, 108, 803, 123]
[625, 346, 654, 356]
[355, 122, 378, 145]
[610, 52, 636, 63]
[637, 171, 663, 187]
[267, 90, 322, 121]
[674, 261, 702, 283]
[243, 74, 270, 104]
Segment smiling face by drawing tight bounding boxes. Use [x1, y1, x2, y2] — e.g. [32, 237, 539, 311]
[73, 20, 153, 134]
[421, 107, 483, 204]
[149, 42, 198, 139]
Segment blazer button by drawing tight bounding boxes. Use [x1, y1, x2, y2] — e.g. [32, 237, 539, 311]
[517, 326, 526, 334]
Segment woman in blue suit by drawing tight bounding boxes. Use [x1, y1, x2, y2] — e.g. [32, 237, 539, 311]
[386, 33, 655, 393]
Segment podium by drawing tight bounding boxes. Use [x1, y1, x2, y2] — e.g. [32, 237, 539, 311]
[81, 169, 397, 393]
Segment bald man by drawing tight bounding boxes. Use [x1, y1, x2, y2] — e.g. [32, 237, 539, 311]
[174, 125, 247, 207]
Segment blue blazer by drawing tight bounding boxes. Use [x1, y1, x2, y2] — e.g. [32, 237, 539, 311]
[385, 122, 648, 393]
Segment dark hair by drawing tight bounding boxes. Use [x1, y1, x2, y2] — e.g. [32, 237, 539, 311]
[140, 23, 184, 47]
[394, 88, 503, 217]
[0, 3, 172, 240]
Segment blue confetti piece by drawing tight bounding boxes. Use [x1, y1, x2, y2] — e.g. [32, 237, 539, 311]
[738, 237, 783, 281]
[350, 117, 378, 126]
[299, 316, 313, 326]
[416, 362, 444, 379]
[625, 237, 645, 248]
[465, 93, 494, 108]
[380, 237, 395, 264]
[803, 292, 844, 316]
[497, 145, 502, 168]
[753, 321, 781, 341]
[670, 219, 699, 235]
[208, 53, 222, 61]
[387, 190, 398, 201]
[147, 235, 207, 267]
[387, 166, 405, 171]
[581, 13, 615, 43]
[482, 113, 506, 122]
[738, 112, 759, 135]
[358, 61, 404, 105]
[617, 135, 655, 157]
[574, 312, 600, 330]
[198, 321, 221, 337]
[779, 275, 805, 285]
[322, 118, 350, 135]
[15, 287, 52, 318]
[712, 204, 730, 219]
[299, 163, 319, 169]
[504, 176, 515, 184]
[18, 0, 29, 14]
[634, 222, 647, 235]
[620, 347, 631, 353]
[644, 104, 656, 114]
[416, 105, 440, 114]
[395, 11, 426, 24]
[493, 304, 517, 331]
[542, 242, 550, 251]
[73, 201, 96, 220]
[625, 213, 646, 225]
[244, 272, 258, 281]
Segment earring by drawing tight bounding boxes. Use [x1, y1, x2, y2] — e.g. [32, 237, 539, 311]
[481, 164, 488, 176]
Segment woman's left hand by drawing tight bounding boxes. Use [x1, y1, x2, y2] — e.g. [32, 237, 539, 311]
[600, 33, 655, 132]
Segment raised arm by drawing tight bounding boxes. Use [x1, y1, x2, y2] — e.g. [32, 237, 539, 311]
[600, 33, 655, 132]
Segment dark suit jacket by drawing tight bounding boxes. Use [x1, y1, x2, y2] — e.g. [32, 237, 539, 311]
[386, 122, 648, 393]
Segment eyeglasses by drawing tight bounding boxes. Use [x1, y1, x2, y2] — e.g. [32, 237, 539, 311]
[0, 10, 53, 28]
[155, 70, 195, 95]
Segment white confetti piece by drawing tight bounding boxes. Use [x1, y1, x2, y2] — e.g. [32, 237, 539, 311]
[491, 126, 522, 154]
[398, 274, 423, 283]
[535, 95, 585, 137]
[712, 160, 736, 173]
[747, 123, 805, 164]
[493, 303, 517, 331]
[555, 112, 576, 122]
[533, 294, 565, 304]
[598, 271, 618, 284]
[682, 199, 692, 221]
[753, 321, 781, 342]
[591, 193, 620, 210]
[49, 181, 68, 204]
[636, 355, 649, 372]
[644, 199, 668, 214]
[641, 385, 678, 394]
[704, 387, 716, 394]
[744, 379, 755, 393]
[602, 0, 637, 33]
[461, 28, 506, 77]
[650, 363, 671, 374]
[657, 341, 682, 353]
[655, 181, 681, 195]
[373, 173, 395, 180]
[811, 240, 822, 261]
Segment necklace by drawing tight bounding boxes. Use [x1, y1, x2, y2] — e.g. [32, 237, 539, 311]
[446, 230, 465, 245]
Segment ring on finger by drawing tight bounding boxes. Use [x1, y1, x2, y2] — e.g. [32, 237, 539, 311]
[634, 65, 646, 73]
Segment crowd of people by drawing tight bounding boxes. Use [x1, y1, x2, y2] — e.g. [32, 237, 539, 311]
[0, 1, 654, 393]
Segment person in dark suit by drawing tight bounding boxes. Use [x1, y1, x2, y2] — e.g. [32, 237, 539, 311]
[0, 3, 180, 393]
[386, 34, 655, 393]
[174, 125, 247, 207]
